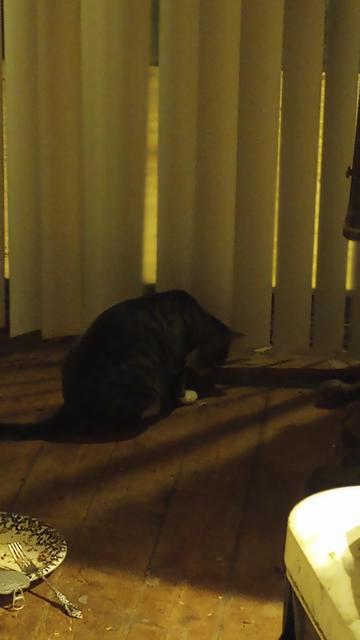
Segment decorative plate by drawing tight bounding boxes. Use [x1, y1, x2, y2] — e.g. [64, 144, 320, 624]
[0, 511, 67, 582]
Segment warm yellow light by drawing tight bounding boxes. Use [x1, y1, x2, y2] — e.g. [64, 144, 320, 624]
[346, 241, 355, 291]
[142, 67, 159, 285]
[271, 73, 283, 288]
[311, 73, 326, 289]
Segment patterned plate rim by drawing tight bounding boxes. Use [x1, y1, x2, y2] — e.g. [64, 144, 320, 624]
[0, 511, 67, 582]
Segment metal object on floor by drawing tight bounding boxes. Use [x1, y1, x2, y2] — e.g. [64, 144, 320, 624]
[8, 542, 82, 619]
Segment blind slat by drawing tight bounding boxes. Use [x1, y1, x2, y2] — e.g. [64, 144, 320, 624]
[4, 0, 40, 336]
[272, 0, 325, 351]
[313, 0, 360, 355]
[37, 0, 82, 337]
[232, 0, 284, 346]
[157, 1, 199, 292]
[81, 0, 150, 327]
[191, 0, 242, 324]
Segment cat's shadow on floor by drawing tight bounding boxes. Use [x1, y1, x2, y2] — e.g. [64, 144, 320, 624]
[42, 376, 228, 445]
[43, 412, 165, 444]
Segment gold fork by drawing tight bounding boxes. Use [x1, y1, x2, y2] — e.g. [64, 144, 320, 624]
[8, 542, 82, 619]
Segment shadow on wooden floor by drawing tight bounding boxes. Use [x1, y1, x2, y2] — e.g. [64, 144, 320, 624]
[2, 389, 339, 601]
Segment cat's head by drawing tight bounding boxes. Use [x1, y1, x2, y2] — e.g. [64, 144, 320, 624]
[187, 321, 243, 375]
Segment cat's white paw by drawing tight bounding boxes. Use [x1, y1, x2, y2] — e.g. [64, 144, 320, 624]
[179, 389, 198, 405]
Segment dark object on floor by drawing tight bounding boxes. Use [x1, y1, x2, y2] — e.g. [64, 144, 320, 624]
[306, 462, 360, 495]
[315, 378, 360, 409]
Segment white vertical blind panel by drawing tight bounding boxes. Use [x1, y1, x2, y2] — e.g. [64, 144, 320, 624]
[81, 0, 150, 327]
[4, 0, 41, 336]
[191, 0, 242, 324]
[0, 5, 4, 329]
[232, 0, 284, 346]
[313, 0, 360, 355]
[37, 1, 82, 338]
[272, 0, 325, 351]
[157, 1, 199, 292]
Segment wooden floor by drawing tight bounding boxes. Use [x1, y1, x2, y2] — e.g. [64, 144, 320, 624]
[0, 343, 348, 639]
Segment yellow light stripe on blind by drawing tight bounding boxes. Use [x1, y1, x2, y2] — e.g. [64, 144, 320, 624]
[311, 72, 326, 291]
[143, 67, 159, 286]
[271, 72, 283, 290]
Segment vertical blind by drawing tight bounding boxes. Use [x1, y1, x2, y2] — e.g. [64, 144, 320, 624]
[4, 0, 150, 336]
[2, 0, 360, 358]
[313, 0, 360, 354]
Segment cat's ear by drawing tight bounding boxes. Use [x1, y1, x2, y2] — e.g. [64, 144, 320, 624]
[230, 329, 245, 342]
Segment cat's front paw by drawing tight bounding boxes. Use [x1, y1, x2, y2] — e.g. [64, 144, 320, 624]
[178, 389, 198, 405]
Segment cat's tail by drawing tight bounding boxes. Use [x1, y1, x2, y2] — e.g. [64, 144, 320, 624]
[0, 406, 67, 440]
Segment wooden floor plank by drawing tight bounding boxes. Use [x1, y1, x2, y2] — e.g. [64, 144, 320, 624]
[0, 354, 62, 421]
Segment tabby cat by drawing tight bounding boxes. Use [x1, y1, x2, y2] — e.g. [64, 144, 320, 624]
[0, 290, 238, 440]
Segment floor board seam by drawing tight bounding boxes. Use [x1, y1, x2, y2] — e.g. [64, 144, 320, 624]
[215, 390, 270, 639]
[8, 441, 46, 512]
